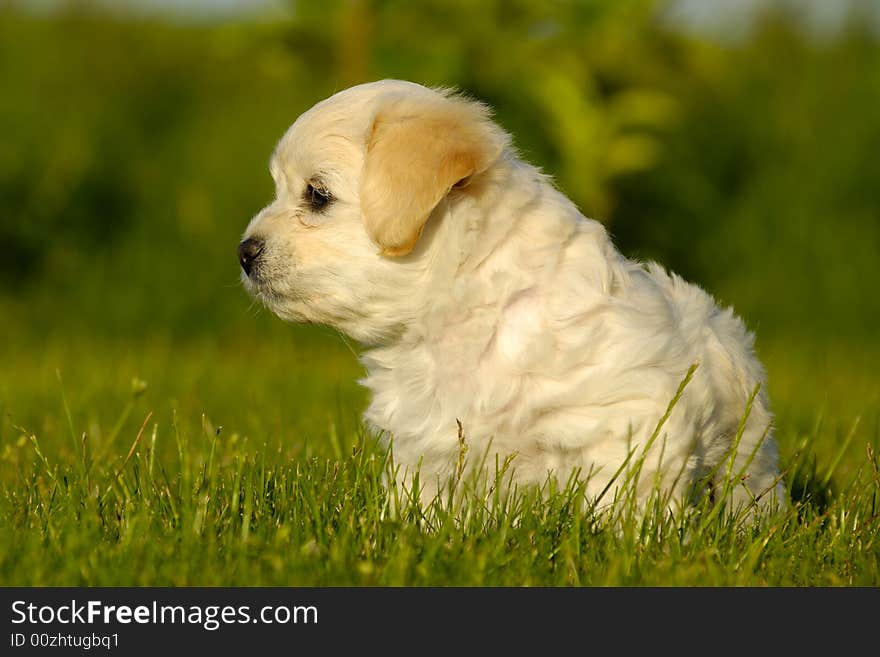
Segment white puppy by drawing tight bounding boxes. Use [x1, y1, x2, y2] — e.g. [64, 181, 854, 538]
[239, 79, 786, 514]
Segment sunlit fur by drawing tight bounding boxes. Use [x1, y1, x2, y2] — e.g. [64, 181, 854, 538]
[240, 80, 786, 514]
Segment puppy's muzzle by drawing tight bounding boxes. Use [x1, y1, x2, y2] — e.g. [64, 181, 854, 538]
[238, 237, 264, 276]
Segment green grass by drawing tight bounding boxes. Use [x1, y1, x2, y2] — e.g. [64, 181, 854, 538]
[1, 327, 878, 586]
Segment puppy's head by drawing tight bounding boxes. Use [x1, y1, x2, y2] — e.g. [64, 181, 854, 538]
[238, 80, 508, 342]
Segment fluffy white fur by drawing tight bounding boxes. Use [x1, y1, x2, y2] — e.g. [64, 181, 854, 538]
[240, 80, 786, 514]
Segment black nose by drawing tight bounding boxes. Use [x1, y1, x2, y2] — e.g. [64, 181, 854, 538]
[238, 238, 264, 276]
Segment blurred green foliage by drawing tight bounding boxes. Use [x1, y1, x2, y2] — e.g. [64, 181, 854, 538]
[0, 1, 877, 419]
[2, 1, 878, 342]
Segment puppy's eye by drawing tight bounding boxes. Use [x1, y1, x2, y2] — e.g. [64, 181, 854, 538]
[305, 182, 331, 211]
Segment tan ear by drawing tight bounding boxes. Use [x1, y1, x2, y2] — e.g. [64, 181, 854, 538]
[360, 92, 506, 257]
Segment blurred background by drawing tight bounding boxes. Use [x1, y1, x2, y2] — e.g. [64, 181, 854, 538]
[1, 0, 878, 473]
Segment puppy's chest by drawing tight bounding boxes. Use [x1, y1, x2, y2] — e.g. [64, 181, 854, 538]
[363, 294, 553, 434]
